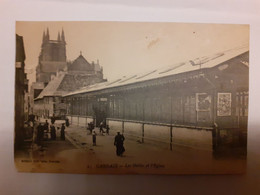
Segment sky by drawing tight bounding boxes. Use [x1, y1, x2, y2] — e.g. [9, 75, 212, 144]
[16, 21, 249, 86]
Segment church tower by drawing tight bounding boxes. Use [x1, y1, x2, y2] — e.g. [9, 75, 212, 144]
[36, 28, 67, 85]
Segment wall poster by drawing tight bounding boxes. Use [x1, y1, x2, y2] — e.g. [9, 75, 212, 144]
[196, 93, 211, 112]
[217, 93, 232, 116]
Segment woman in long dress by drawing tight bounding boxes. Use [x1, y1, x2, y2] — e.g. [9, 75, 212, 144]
[50, 125, 56, 140]
[60, 124, 65, 140]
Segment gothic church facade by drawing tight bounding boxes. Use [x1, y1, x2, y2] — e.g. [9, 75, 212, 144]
[32, 28, 106, 118]
[36, 28, 67, 86]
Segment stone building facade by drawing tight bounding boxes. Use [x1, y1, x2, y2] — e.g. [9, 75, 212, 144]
[36, 28, 67, 86]
[34, 53, 106, 118]
[15, 34, 28, 148]
[32, 29, 106, 118]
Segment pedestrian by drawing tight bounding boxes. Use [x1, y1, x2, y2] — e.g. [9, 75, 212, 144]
[65, 117, 70, 127]
[44, 120, 49, 131]
[30, 121, 34, 138]
[114, 132, 125, 156]
[36, 123, 42, 144]
[99, 121, 104, 135]
[51, 116, 55, 125]
[87, 122, 94, 134]
[106, 125, 110, 135]
[60, 123, 65, 140]
[92, 130, 96, 146]
[91, 122, 94, 133]
[87, 123, 90, 133]
[50, 125, 56, 140]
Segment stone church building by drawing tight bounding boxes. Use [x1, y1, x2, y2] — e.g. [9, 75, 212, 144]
[36, 28, 67, 86]
[32, 29, 106, 118]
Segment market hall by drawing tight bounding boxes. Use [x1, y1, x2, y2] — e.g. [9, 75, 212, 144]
[63, 46, 249, 152]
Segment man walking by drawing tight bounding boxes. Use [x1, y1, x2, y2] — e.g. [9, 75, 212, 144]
[36, 123, 44, 144]
[50, 125, 56, 140]
[65, 117, 70, 127]
[114, 132, 125, 156]
[92, 130, 97, 146]
[51, 116, 55, 125]
[44, 120, 49, 131]
[106, 125, 110, 135]
[60, 123, 65, 140]
[99, 121, 104, 135]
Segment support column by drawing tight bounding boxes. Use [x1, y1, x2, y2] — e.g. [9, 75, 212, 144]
[122, 121, 124, 134]
[122, 94, 125, 134]
[142, 123, 144, 143]
[170, 85, 173, 151]
[142, 94, 145, 143]
[170, 125, 173, 151]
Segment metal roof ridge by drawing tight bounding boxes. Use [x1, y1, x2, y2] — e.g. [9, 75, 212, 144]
[62, 45, 249, 97]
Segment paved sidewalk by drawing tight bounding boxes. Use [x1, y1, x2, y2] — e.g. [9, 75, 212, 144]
[15, 121, 246, 174]
[65, 125, 125, 161]
[63, 125, 246, 174]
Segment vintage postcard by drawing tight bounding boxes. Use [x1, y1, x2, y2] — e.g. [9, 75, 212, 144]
[15, 21, 249, 174]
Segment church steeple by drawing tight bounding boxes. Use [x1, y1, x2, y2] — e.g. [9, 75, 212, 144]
[46, 28, 50, 41]
[42, 30, 46, 42]
[57, 31, 61, 41]
[37, 27, 67, 84]
[61, 28, 65, 42]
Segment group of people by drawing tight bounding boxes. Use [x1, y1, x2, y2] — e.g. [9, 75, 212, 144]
[88, 121, 125, 157]
[89, 121, 109, 146]
[99, 121, 110, 135]
[87, 121, 110, 135]
[91, 130, 125, 157]
[36, 118, 126, 157]
[36, 120, 66, 142]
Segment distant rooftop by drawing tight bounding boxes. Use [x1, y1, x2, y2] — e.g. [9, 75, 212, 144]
[35, 72, 66, 100]
[68, 52, 102, 72]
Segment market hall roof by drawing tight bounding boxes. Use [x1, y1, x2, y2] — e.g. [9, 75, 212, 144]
[63, 46, 249, 97]
[34, 71, 105, 100]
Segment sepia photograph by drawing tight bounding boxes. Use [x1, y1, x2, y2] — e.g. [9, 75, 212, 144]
[14, 21, 249, 174]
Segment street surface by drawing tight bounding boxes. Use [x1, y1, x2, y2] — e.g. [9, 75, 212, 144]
[15, 120, 246, 174]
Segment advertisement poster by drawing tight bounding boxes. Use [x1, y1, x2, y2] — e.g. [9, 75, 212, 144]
[196, 93, 211, 111]
[217, 93, 232, 116]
